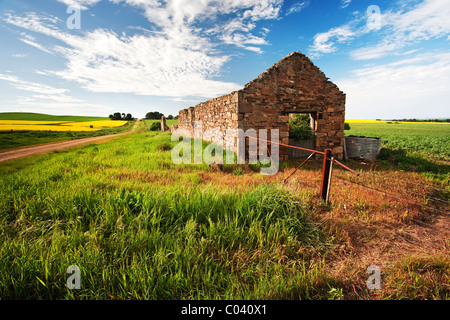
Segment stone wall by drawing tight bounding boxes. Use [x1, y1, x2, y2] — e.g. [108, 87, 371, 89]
[237, 52, 346, 160]
[177, 51, 346, 160]
[177, 92, 240, 150]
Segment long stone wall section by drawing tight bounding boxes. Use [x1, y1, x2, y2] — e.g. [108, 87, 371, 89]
[178, 93, 240, 150]
[177, 51, 346, 160]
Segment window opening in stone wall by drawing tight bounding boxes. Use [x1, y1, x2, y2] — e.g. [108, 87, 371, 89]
[288, 112, 316, 159]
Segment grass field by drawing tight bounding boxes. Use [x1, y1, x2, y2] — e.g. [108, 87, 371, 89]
[0, 112, 108, 122]
[0, 121, 332, 299]
[345, 121, 450, 182]
[0, 113, 134, 151]
[346, 120, 450, 161]
[143, 119, 178, 129]
[0, 119, 448, 300]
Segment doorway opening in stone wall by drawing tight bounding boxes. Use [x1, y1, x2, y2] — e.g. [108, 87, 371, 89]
[288, 112, 317, 160]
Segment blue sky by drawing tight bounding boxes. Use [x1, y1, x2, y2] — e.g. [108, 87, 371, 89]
[0, 0, 449, 119]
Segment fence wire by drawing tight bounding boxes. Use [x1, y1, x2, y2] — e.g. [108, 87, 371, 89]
[363, 171, 449, 193]
[333, 173, 449, 217]
[246, 135, 449, 219]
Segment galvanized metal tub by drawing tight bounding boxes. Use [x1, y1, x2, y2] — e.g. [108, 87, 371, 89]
[344, 136, 382, 161]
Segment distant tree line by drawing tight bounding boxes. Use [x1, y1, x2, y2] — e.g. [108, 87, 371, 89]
[145, 111, 178, 120]
[109, 112, 133, 120]
[376, 118, 450, 123]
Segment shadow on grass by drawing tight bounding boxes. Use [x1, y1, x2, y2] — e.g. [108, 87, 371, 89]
[280, 147, 449, 189]
[378, 148, 449, 176]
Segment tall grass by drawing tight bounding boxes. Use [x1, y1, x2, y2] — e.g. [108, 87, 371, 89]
[0, 129, 334, 299]
[381, 255, 450, 299]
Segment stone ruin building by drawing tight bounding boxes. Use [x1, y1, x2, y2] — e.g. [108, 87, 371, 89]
[175, 51, 346, 161]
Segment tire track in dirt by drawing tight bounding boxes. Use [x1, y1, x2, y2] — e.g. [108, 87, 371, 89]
[0, 119, 140, 163]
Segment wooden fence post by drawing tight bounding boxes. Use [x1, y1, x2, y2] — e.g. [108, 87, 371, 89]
[326, 157, 334, 203]
[320, 149, 332, 202]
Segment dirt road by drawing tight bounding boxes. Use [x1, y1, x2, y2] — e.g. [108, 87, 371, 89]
[0, 119, 140, 163]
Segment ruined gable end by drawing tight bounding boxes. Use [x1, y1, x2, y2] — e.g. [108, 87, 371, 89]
[177, 51, 346, 160]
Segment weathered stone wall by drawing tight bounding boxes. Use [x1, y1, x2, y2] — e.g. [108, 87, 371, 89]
[177, 51, 346, 160]
[177, 92, 240, 149]
[237, 52, 346, 160]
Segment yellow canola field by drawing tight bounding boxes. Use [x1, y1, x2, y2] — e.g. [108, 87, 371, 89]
[0, 120, 71, 125]
[0, 120, 128, 132]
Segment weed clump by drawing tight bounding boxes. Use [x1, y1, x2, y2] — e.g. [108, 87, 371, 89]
[149, 122, 161, 131]
[157, 143, 172, 151]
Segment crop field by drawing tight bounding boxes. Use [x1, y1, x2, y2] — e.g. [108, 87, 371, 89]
[346, 120, 450, 163]
[0, 112, 109, 122]
[0, 120, 129, 132]
[0, 113, 134, 151]
[0, 119, 448, 300]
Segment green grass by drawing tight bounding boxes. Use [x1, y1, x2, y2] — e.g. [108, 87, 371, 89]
[0, 112, 109, 122]
[0, 120, 135, 151]
[144, 119, 178, 129]
[346, 122, 450, 161]
[0, 129, 338, 300]
[1, 120, 448, 300]
[382, 255, 450, 299]
[346, 122, 450, 182]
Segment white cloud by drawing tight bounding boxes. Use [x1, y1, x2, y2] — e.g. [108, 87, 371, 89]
[335, 52, 450, 119]
[340, 0, 352, 9]
[12, 53, 29, 58]
[4, 1, 283, 98]
[217, 18, 268, 52]
[0, 73, 69, 95]
[18, 33, 54, 55]
[351, 0, 450, 60]
[309, 25, 356, 57]
[392, 0, 450, 40]
[0, 73, 113, 115]
[56, 0, 102, 10]
[127, 0, 282, 52]
[350, 42, 399, 60]
[311, 0, 450, 60]
[286, 1, 310, 15]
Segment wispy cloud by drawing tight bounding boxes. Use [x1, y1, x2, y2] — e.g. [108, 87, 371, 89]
[310, 0, 450, 60]
[12, 53, 29, 58]
[286, 1, 310, 16]
[18, 33, 54, 55]
[336, 51, 450, 119]
[56, 0, 102, 10]
[340, 0, 352, 9]
[4, 0, 283, 98]
[309, 25, 356, 57]
[351, 0, 450, 60]
[0, 73, 69, 95]
[0, 73, 113, 115]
